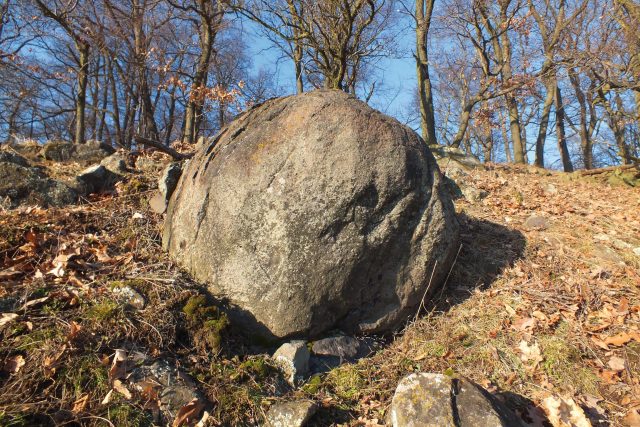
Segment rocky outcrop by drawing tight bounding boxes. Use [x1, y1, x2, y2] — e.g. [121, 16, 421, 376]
[163, 90, 459, 339]
[40, 139, 114, 164]
[390, 373, 525, 427]
[0, 152, 77, 208]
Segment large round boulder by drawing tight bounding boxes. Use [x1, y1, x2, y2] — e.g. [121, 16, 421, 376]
[163, 90, 459, 339]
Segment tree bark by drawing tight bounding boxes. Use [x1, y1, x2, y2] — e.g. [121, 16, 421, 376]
[568, 69, 594, 169]
[74, 42, 90, 145]
[555, 85, 573, 172]
[534, 76, 556, 168]
[415, 0, 437, 145]
[499, 7, 525, 164]
[183, 0, 217, 144]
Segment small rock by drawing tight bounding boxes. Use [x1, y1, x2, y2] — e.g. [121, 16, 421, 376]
[311, 335, 360, 360]
[273, 341, 310, 385]
[523, 215, 550, 231]
[592, 244, 625, 264]
[74, 165, 121, 195]
[634, 247, 640, 257]
[0, 151, 30, 167]
[129, 360, 205, 424]
[265, 400, 317, 427]
[40, 139, 115, 164]
[159, 162, 183, 203]
[390, 373, 524, 427]
[111, 286, 145, 309]
[461, 185, 488, 202]
[100, 152, 129, 174]
[151, 162, 184, 214]
[430, 145, 482, 168]
[149, 192, 168, 214]
[543, 183, 558, 195]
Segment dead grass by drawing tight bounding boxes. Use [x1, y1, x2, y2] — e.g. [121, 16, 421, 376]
[0, 162, 639, 426]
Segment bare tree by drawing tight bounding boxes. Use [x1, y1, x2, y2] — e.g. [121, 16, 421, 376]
[33, 0, 93, 145]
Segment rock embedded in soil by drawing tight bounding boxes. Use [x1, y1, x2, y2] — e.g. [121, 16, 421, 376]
[40, 139, 115, 164]
[163, 89, 459, 339]
[265, 400, 317, 427]
[311, 335, 360, 360]
[129, 359, 205, 424]
[0, 153, 77, 208]
[273, 341, 310, 385]
[100, 152, 129, 174]
[390, 373, 525, 427]
[73, 164, 122, 195]
[523, 215, 550, 231]
[150, 161, 184, 214]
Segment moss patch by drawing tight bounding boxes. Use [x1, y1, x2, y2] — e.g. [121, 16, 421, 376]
[327, 364, 365, 401]
[183, 295, 229, 352]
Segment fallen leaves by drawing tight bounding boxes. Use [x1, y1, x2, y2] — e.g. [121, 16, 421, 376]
[113, 379, 133, 399]
[623, 408, 640, 426]
[3, 355, 26, 374]
[0, 312, 18, 327]
[607, 355, 626, 372]
[172, 398, 206, 427]
[518, 340, 543, 369]
[43, 345, 67, 378]
[108, 349, 128, 383]
[543, 395, 592, 427]
[603, 332, 640, 347]
[72, 394, 89, 413]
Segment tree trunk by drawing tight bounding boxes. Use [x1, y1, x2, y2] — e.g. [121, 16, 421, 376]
[184, 2, 216, 144]
[614, 92, 632, 164]
[294, 41, 304, 94]
[568, 69, 593, 169]
[451, 102, 474, 148]
[534, 77, 556, 168]
[74, 42, 90, 145]
[108, 59, 123, 147]
[416, 0, 437, 145]
[499, 109, 512, 162]
[555, 85, 573, 172]
[499, 9, 525, 164]
[97, 57, 109, 143]
[133, 1, 159, 141]
[164, 84, 178, 146]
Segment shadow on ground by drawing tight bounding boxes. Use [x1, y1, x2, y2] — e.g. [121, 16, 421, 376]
[431, 211, 527, 310]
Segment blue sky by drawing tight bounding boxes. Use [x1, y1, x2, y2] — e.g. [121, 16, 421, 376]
[243, 14, 418, 126]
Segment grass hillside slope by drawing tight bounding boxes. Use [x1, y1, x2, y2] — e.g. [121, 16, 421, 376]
[1, 157, 639, 426]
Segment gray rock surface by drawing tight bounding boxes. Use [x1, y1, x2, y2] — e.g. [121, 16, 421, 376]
[311, 335, 360, 360]
[390, 373, 524, 427]
[523, 215, 550, 231]
[0, 155, 77, 208]
[430, 145, 482, 169]
[40, 139, 115, 164]
[150, 161, 184, 214]
[163, 90, 459, 339]
[273, 341, 310, 385]
[0, 151, 30, 167]
[73, 164, 121, 195]
[100, 152, 129, 174]
[129, 359, 205, 424]
[265, 400, 317, 427]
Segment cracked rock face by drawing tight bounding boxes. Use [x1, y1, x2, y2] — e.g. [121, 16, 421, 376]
[163, 89, 459, 339]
